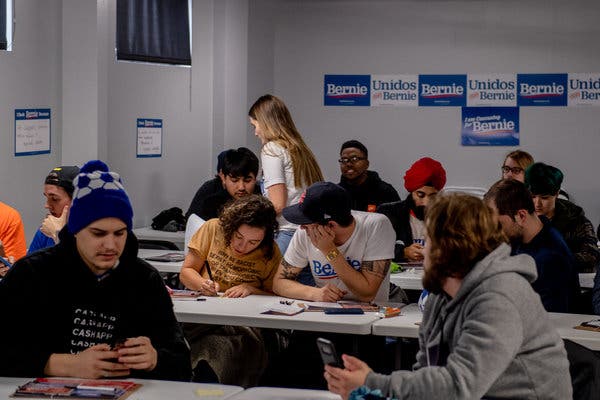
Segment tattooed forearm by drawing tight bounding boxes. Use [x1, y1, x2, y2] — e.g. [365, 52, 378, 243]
[279, 258, 302, 280]
[362, 259, 391, 279]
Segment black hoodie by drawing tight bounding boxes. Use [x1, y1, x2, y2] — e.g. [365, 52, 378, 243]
[0, 228, 191, 381]
[339, 170, 400, 212]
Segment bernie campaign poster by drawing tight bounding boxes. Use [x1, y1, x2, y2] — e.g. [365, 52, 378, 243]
[461, 107, 519, 146]
[467, 74, 517, 107]
[324, 75, 370, 106]
[567, 73, 600, 106]
[371, 75, 418, 107]
[517, 73, 567, 106]
[419, 75, 466, 107]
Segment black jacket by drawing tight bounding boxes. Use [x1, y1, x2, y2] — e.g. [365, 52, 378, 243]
[552, 198, 600, 273]
[185, 177, 261, 221]
[339, 170, 400, 212]
[0, 228, 191, 381]
[377, 197, 414, 262]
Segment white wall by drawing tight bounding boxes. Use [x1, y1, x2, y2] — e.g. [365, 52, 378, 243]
[105, 0, 253, 228]
[264, 0, 600, 227]
[0, 0, 63, 242]
[3, 0, 600, 244]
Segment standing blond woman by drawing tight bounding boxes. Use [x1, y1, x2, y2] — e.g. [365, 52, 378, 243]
[249, 94, 323, 257]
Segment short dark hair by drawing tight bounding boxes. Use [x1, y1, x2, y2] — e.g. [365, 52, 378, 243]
[426, 193, 505, 280]
[484, 179, 535, 217]
[221, 147, 259, 178]
[219, 195, 278, 258]
[525, 162, 563, 195]
[340, 140, 368, 158]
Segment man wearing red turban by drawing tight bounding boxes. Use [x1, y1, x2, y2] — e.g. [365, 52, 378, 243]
[378, 157, 446, 262]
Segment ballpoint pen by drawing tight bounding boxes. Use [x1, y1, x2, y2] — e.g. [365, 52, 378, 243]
[204, 260, 214, 281]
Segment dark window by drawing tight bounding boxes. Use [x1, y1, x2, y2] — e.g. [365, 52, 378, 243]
[0, 0, 9, 51]
[116, 0, 191, 66]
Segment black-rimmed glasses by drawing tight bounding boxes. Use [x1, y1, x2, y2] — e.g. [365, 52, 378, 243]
[501, 165, 524, 174]
[338, 156, 367, 164]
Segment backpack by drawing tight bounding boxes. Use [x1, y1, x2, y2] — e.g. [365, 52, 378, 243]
[151, 207, 186, 231]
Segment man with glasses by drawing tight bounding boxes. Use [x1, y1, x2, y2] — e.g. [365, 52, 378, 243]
[337, 140, 399, 212]
[378, 157, 446, 262]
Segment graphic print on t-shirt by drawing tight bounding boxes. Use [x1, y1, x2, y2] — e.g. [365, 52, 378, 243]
[311, 257, 361, 280]
[69, 307, 118, 353]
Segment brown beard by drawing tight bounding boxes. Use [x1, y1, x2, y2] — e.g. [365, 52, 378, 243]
[422, 263, 444, 294]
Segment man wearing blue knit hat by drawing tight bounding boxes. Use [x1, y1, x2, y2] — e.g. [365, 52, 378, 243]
[0, 160, 191, 381]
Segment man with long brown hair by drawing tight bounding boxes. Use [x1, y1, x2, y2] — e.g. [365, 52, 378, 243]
[324, 193, 571, 400]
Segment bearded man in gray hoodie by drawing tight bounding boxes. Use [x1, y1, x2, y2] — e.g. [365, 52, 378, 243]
[324, 193, 571, 400]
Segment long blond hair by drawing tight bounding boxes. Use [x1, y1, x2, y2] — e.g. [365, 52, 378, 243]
[249, 94, 323, 188]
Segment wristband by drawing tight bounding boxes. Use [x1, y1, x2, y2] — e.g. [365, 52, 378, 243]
[325, 248, 340, 262]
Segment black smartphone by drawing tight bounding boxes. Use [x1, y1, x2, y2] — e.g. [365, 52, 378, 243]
[316, 337, 343, 368]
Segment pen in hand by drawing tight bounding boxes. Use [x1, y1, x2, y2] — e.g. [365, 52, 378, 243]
[204, 260, 218, 295]
[204, 260, 214, 281]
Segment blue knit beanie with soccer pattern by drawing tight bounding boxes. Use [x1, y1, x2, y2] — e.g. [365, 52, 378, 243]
[67, 160, 133, 234]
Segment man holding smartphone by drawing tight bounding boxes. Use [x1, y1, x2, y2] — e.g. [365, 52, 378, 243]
[273, 182, 395, 303]
[324, 194, 571, 400]
[0, 160, 191, 381]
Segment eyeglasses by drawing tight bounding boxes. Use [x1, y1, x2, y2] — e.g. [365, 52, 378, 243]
[501, 165, 524, 175]
[338, 156, 367, 164]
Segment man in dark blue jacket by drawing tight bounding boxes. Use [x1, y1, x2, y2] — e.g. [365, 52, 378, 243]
[485, 179, 579, 313]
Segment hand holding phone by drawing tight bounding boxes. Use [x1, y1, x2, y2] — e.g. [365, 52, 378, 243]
[317, 337, 343, 368]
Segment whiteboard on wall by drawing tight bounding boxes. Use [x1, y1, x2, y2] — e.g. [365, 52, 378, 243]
[14, 108, 51, 156]
[136, 118, 162, 158]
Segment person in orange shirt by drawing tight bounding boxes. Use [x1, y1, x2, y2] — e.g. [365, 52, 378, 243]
[0, 201, 27, 274]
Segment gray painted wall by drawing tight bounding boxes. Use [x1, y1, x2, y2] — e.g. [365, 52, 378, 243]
[265, 0, 600, 227]
[106, 0, 254, 229]
[3, 0, 600, 245]
[0, 0, 62, 242]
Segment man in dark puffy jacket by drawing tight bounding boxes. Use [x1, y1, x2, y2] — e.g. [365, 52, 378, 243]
[525, 162, 600, 273]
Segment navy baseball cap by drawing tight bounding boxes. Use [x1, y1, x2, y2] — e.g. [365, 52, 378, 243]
[283, 182, 352, 225]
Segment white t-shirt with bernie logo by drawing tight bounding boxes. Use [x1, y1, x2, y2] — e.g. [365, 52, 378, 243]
[284, 211, 395, 302]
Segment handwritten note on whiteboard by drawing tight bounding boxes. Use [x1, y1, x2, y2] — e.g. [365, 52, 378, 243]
[15, 109, 51, 156]
[136, 118, 162, 158]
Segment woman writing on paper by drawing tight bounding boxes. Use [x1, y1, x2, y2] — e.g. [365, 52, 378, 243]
[179, 195, 283, 386]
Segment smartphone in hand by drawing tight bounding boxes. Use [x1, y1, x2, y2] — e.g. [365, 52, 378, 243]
[317, 337, 343, 368]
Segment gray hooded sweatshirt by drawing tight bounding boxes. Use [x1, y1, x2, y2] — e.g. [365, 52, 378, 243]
[366, 243, 572, 399]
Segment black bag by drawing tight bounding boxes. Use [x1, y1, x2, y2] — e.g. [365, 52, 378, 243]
[151, 207, 186, 231]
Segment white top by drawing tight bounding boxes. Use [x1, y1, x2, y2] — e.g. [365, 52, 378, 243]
[372, 304, 600, 351]
[284, 211, 395, 302]
[390, 269, 595, 290]
[261, 141, 305, 231]
[409, 214, 425, 245]
[173, 294, 379, 335]
[0, 377, 243, 400]
[132, 226, 185, 250]
[138, 249, 185, 274]
[228, 386, 341, 399]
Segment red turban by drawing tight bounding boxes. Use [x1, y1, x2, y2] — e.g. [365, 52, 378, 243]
[404, 157, 447, 192]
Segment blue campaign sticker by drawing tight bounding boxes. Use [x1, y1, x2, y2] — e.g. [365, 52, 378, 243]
[461, 107, 519, 146]
[517, 74, 567, 106]
[324, 75, 370, 106]
[419, 75, 466, 107]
